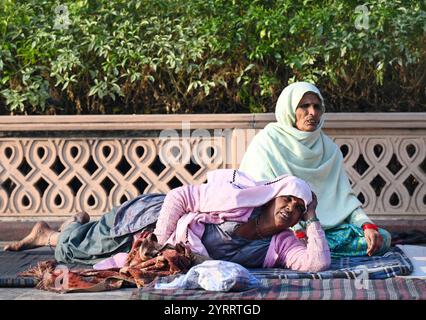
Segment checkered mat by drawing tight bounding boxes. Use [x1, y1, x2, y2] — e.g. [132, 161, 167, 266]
[0, 246, 413, 288]
[134, 277, 426, 300]
[249, 246, 413, 280]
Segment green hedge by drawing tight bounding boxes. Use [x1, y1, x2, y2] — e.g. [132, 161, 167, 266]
[1, 0, 425, 115]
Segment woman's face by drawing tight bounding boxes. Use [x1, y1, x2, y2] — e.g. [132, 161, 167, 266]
[295, 92, 323, 132]
[268, 195, 306, 229]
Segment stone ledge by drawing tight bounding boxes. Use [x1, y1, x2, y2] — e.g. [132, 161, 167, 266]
[1, 113, 425, 131]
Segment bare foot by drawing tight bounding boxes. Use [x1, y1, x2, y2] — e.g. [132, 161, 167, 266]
[59, 211, 90, 232]
[74, 211, 90, 224]
[3, 222, 55, 251]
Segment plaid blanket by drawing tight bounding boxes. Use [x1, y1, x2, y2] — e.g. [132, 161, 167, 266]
[134, 246, 419, 300]
[0, 246, 413, 289]
[249, 246, 412, 280]
[16, 232, 193, 293]
[134, 277, 426, 300]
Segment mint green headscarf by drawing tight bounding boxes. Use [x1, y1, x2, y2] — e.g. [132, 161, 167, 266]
[239, 82, 362, 229]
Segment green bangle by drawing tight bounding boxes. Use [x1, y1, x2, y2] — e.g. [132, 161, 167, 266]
[305, 216, 319, 227]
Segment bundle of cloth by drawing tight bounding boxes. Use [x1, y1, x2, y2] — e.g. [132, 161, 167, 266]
[19, 231, 194, 293]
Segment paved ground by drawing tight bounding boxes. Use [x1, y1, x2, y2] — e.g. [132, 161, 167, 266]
[0, 288, 136, 300]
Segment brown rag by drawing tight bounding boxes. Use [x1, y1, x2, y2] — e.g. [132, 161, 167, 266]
[19, 231, 194, 293]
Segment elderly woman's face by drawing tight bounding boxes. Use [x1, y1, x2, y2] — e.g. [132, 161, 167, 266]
[295, 92, 323, 132]
[269, 195, 306, 229]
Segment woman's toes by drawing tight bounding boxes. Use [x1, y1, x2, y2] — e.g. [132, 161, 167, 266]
[74, 211, 90, 224]
[4, 240, 27, 251]
[59, 212, 90, 232]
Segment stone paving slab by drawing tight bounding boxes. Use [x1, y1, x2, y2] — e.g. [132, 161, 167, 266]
[0, 288, 136, 300]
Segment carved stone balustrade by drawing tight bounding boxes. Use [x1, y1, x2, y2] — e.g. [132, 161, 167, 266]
[0, 113, 425, 231]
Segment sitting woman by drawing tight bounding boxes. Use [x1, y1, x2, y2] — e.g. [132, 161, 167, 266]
[239, 81, 391, 257]
[4, 169, 330, 273]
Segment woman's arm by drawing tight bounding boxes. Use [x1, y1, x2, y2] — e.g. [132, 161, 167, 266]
[153, 184, 201, 244]
[346, 207, 372, 228]
[347, 207, 385, 256]
[272, 221, 331, 272]
[264, 194, 331, 272]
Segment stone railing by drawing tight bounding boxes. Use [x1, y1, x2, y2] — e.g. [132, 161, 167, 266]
[0, 113, 425, 226]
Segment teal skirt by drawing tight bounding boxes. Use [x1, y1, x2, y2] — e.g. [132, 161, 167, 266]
[325, 223, 391, 257]
[54, 208, 134, 265]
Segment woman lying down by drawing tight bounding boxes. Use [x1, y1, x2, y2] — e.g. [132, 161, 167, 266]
[5, 169, 331, 274]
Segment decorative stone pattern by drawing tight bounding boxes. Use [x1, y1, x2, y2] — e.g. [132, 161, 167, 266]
[0, 113, 425, 221]
[0, 137, 224, 216]
[334, 136, 425, 218]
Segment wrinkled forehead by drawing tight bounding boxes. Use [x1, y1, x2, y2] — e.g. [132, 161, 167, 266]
[286, 83, 325, 114]
[298, 91, 322, 105]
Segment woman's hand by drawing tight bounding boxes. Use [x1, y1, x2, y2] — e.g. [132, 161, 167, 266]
[364, 228, 383, 256]
[303, 192, 318, 221]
